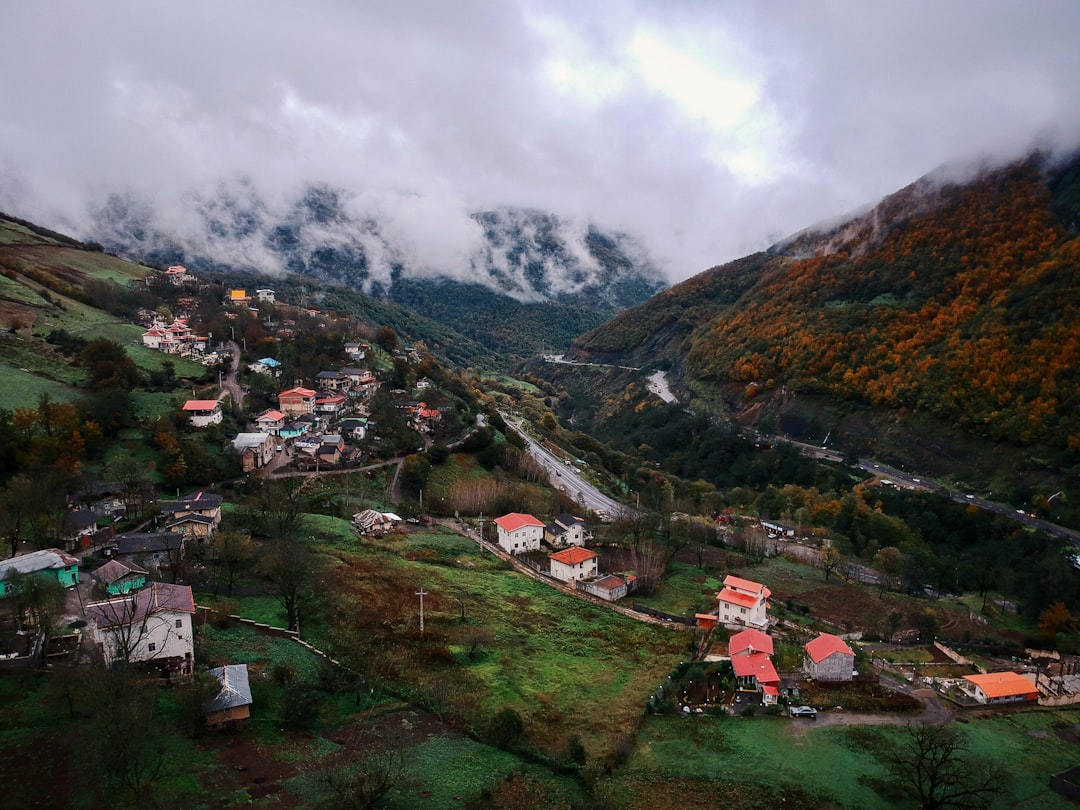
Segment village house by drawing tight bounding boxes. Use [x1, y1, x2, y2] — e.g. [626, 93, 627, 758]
[712, 574, 771, 630]
[255, 288, 275, 303]
[549, 547, 598, 583]
[203, 664, 253, 727]
[314, 393, 346, 416]
[578, 573, 635, 602]
[183, 399, 223, 427]
[278, 386, 317, 417]
[87, 582, 195, 676]
[163, 512, 217, 542]
[249, 357, 282, 377]
[339, 416, 368, 441]
[111, 532, 185, 573]
[159, 491, 223, 530]
[729, 628, 780, 704]
[254, 409, 286, 434]
[92, 559, 148, 596]
[352, 509, 402, 535]
[962, 671, 1040, 704]
[803, 632, 856, 682]
[0, 549, 80, 597]
[344, 342, 365, 360]
[315, 370, 345, 390]
[164, 265, 193, 285]
[225, 289, 251, 306]
[494, 513, 545, 554]
[231, 432, 276, 471]
[544, 514, 589, 547]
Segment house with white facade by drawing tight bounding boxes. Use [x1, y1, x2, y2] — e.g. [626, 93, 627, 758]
[255, 288, 276, 303]
[803, 632, 856, 682]
[961, 671, 1039, 704]
[183, 399, 223, 427]
[254, 409, 286, 434]
[549, 547, 598, 583]
[494, 513, 545, 554]
[544, 514, 589, 547]
[87, 582, 195, 676]
[714, 575, 771, 630]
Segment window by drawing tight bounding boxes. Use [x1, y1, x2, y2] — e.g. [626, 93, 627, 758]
[175, 619, 183, 628]
[148, 643, 156, 652]
[740, 607, 747, 614]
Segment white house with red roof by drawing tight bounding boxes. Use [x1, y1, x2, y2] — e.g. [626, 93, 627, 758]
[729, 628, 774, 658]
[183, 399, 223, 427]
[254, 409, 286, 434]
[494, 513, 545, 554]
[278, 386, 317, 416]
[961, 671, 1039, 704]
[549, 547, 598, 583]
[804, 632, 856, 682]
[729, 628, 780, 704]
[731, 650, 781, 699]
[714, 574, 771, 630]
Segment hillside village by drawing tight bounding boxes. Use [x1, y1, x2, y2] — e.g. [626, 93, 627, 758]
[1, 251, 1079, 808]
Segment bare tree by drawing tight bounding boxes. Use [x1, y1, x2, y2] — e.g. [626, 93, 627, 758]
[257, 534, 324, 634]
[210, 529, 254, 596]
[820, 545, 842, 582]
[86, 583, 190, 668]
[883, 723, 1009, 809]
[87, 668, 174, 803]
[317, 728, 411, 810]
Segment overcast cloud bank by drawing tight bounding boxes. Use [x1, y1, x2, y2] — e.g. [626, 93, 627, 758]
[2, 1, 1079, 282]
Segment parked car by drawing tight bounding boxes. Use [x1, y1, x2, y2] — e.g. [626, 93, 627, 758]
[789, 705, 817, 719]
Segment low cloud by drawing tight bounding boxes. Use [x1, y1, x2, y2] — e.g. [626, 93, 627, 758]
[2, 1, 1079, 282]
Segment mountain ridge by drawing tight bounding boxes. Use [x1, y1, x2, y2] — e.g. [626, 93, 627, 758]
[568, 151, 1080, 470]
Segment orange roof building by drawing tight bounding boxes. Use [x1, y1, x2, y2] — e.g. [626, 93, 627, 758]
[715, 574, 771, 630]
[804, 632, 856, 682]
[963, 672, 1039, 704]
[549, 546, 598, 583]
[494, 513, 545, 554]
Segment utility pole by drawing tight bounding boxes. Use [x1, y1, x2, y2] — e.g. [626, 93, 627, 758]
[416, 588, 428, 636]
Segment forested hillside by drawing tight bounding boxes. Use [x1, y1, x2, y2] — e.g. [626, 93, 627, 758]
[573, 153, 1080, 457]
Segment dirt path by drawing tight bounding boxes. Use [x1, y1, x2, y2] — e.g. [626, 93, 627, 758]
[429, 517, 685, 630]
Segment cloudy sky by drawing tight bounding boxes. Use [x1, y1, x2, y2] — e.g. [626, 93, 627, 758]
[3, 0, 1080, 281]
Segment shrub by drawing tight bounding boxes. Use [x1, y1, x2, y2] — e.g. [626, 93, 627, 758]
[272, 661, 297, 687]
[487, 707, 524, 747]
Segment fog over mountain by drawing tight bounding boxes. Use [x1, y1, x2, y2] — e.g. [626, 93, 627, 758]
[89, 181, 663, 304]
[3, 2, 1080, 281]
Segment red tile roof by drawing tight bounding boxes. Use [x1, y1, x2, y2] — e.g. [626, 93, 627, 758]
[494, 513, 544, 532]
[963, 671, 1039, 700]
[183, 400, 220, 411]
[550, 547, 597, 565]
[279, 387, 316, 398]
[804, 632, 855, 663]
[731, 652, 780, 684]
[717, 588, 759, 608]
[723, 574, 766, 594]
[729, 629, 774, 657]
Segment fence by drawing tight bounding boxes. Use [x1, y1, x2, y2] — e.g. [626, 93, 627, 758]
[631, 603, 696, 626]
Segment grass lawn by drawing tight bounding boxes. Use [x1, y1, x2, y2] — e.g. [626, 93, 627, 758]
[619, 708, 1080, 809]
[320, 530, 691, 761]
